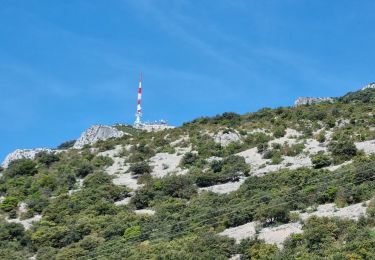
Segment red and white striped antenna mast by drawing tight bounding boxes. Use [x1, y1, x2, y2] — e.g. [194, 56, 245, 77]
[134, 72, 142, 126]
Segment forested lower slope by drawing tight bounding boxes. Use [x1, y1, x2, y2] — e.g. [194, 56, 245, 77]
[2, 88, 375, 259]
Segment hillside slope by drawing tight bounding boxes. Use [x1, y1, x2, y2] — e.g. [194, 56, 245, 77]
[2, 87, 375, 259]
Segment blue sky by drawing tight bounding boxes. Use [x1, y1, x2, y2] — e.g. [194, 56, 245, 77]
[1, 0, 375, 161]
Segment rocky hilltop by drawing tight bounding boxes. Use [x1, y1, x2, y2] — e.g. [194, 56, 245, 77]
[2, 148, 52, 168]
[2, 84, 375, 259]
[294, 97, 334, 106]
[73, 125, 125, 149]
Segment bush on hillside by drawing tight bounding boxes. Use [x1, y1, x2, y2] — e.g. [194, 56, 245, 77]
[273, 126, 286, 138]
[57, 140, 75, 149]
[328, 138, 357, 163]
[76, 162, 94, 178]
[6, 159, 37, 177]
[0, 196, 19, 212]
[311, 152, 332, 169]
[36, 151, 60, 167]
[180, 152, 199, 168]
[129, 162, 152, 176]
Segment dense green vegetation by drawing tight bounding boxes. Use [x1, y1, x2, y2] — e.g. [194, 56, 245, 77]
[2, 88, 375, 259]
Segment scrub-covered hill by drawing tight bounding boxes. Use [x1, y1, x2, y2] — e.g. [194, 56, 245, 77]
[2, 86, 375, 259]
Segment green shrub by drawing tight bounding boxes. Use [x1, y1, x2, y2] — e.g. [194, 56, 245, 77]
[180, 152, 199, 168]
[36, 152, 60, 167]
[284, 143, 305, 157]
[129, 162, 152, 176]
[311, 152, 332, 169]
[6, 159, 37, 177]
[57, 140, 75, 149]
[160, 175, 197, 199]
[273, 126, 286, 138]
[328, 138, 357, 163]
[315, 131, 326, 143]
[76, 162, 94, 178]
[0, 196, 19, 212]
[123, 226, 141, 241]
[257, 143, 268, 154]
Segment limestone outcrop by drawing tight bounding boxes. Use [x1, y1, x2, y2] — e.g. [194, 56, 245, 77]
[2, 148, 53, 168]
[73, 125, 125, 149]
[294, 97, 334, 106]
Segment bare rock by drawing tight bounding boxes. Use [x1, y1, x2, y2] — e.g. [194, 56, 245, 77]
[361, 82, 375, 90]
[294, 97, 334, 106]
[214, 131, 242, 147]
[2, 148, 52, 168]
[73, 125, 125, 149]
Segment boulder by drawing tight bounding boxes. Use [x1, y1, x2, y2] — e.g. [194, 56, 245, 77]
[214, 131, 242, 147]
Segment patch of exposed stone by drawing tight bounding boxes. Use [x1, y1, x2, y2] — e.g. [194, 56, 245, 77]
[220, 200, 370, 248]
[219, 222, 257, 243]
[134, 209, 155, 215]
[6, 215, 42, 230]
[258, 223, 303, 248]
[214, 130, 242, 147]
[73, 125, 126, 149]
[298, 201, 369, 221]
[198, 178, 246, 194]
[98, 145, 142, 191]
[114, 197, 132, 206]
[355, 140, 375, 155]
[2, 148, 53, 168]
[68, 179, 84, 195]
[361, 82, 375, 90]
[294, 97, 334, 106]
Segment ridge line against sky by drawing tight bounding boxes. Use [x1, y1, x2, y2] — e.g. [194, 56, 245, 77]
[1, 0, 375, 160]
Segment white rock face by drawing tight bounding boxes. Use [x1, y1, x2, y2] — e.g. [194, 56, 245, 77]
[299, 201, 369, 221]
[199, 178, 246, 194]
[361, 82, 375, 90]
[114, 197, 132, 206]
[149, 148, 190, 178]
[134, 209, 155, 215]
[135, 123, 175, 132]
[2, 148, 53, 168]
[214, 131, 242, 147]
[258, 223, 303, 248]
[98, 145, 142, 191]
[218, 222, 257, 243]
[6, 215, 42, 230]
[355, 140, 375, 155]
[73, 125, 125, 149]
[294, 97, 334, 106]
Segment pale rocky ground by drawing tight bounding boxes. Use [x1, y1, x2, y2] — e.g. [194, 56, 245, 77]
[2, 148, 53, 168]
[199, 178, 246, 194]
[98, 145, 142, 191]
[219, 200, 371, 248]
[214, 131, 242, 147]
[6, 215, 42, 230]
[68, 179, 84, 195]
[188, 127, 375, 196]
[4, 202, 42, 230]
[114, 197, 132, 206]
[355, 140, 375, 154]
[149, 147, 190, 178]
[203, 129, 328, 194]
[134, 209, 155, 215]
[258, 223, 303, 248]
[229, 254, 241, 260]
[298, 201, 370, 221]
[219, 222, 257, 243]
